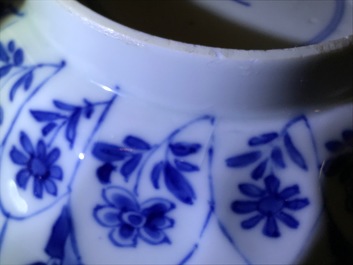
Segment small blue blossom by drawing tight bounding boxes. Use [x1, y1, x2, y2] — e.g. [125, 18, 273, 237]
[231, 175, 309, 238]
[9, 131, 63, 199]
[94, 186, 175, 247]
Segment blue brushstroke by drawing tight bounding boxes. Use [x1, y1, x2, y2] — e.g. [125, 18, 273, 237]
[306, 0, 346, 44]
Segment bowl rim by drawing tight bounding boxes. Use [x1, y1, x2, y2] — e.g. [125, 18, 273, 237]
[58, 0, 353, 60]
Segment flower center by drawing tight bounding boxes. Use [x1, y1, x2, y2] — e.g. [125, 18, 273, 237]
[29, 157, 48, 179]
[258, 196, 284, 216]
[122, 212, 146, 228]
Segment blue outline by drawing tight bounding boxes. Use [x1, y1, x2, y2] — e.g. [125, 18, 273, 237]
[218, 221, 251, 265]
[232, 0, 251, 7]
[306, 0, 346, 44]
[221, 114, 322, 263]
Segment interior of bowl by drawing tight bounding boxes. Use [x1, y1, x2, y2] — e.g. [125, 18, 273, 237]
[77, 0, 353, 50]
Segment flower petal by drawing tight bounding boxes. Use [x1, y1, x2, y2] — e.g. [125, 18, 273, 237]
[239, 183, 266, 198]
[263, 216, 280, 238]
[46, 148, 60, 165]
[103, 186, 139, 211]
[146, 216, 174, 230]
[36, 140, 47, 160]
[241, 214, 264, 229]
[264, 175, 280, 194]
[109, 224, 138, 247]
[44, 179, 58, 196]
[15, 169, 31, 189]
[231, 201, 258, 214]
[279, 185, 299, 199]
[20, 131, 34, 155]
[10, 146, 29, 165]
[141, 198, 175, 216]
[94, 206, 121, 227]
[139, 227, 170, 245]
[50, 166, 63, 180]
[284, 198, 310, 210]
[33, 179, 43, 199]
[276, 212, 299, 229]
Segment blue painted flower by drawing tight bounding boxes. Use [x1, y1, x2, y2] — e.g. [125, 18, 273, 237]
[94, 186, 175, 247]
[9, 131, 63, 199]
[231, 175, 309, 238]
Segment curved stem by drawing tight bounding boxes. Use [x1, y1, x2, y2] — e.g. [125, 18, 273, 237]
[0, 217, 9, 256]
[132, 115, 214, 195]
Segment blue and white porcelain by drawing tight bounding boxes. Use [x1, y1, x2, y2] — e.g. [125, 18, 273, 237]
[0, 0, 352, 264]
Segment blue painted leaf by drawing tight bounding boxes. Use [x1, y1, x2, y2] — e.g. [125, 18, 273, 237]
[124, 136, 151, 150]
[65, 109, 81, 148]
[121, 154, 142, 181]
[97, 163, 116, 184]
[169, 142, 201, 156]
[248, 132, 279, 146]
[83, 99, 94, 118]
[45, 206, 71, 259]
[226, 151, 262, 168]
[239, 184, 266, 197]
[13, 48, 24, 66]
[164, 162, 196, 204]
[251, 159, 267, 180]
[92, 142, 129, 162]
[8, 72, 33, 101]
[53, 100, 77, 111]
[42, 122, 57, 136]
[30, 110, 65, 122]
[0, 64, 11, 78]
[84, 105, 94, 119]
[151, 161, 164, 189]
[325, 140, 343, 153]
[8, 41, 15, 52]
[284, 133, 308, 170]
[174, 159, 199, 172]
[0, 42, 9, 62]
[23, 71, 33, 90]
[271, 146, 286, 168]
[0, 106, 3, 125]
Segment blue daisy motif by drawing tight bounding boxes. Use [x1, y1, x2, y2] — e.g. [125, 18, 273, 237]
[231, 175, 309, 238]
[94, 186, 175, 247]
[9, 131, 63, 199]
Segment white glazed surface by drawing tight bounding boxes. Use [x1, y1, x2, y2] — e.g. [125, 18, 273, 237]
[0, 1, 352, 264]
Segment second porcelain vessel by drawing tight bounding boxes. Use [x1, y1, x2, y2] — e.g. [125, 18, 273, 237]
[0, 0, 352, 264]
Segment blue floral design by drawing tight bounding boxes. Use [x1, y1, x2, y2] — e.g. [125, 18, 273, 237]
[9, 131, 63, 199]
[0, 39, 66, 125]
[231, 175, 309, 238]
[92, 136, 152, 184]
[226, 116, 315, 181]
[92, 116, 213, 205]
[30, 98, 115, 148]
[94, 186, 175, 247]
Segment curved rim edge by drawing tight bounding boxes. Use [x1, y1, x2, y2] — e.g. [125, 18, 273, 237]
[58, 0, 353, 60]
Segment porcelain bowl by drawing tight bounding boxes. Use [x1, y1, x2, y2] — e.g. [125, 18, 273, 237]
[0, 1, 352, 264]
